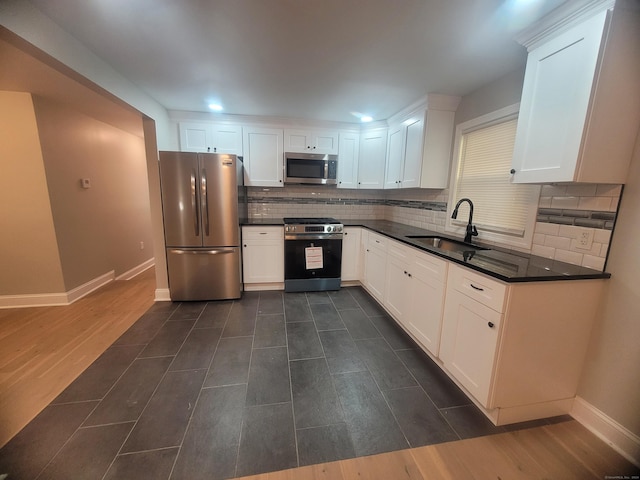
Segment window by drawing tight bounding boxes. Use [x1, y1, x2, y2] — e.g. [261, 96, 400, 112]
[447, 104, 540, 249]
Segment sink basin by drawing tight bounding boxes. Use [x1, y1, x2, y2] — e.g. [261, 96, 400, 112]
[405, 236, 488, 253]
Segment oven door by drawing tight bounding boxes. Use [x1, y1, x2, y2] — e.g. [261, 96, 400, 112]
[284, 234, 342, 290]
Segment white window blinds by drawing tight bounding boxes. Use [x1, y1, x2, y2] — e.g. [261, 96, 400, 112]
[453, 117, 539, 237]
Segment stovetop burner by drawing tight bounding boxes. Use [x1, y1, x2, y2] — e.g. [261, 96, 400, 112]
[283, 217, 340, 225]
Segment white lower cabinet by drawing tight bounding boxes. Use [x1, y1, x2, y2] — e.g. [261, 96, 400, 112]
[440, 273, 504, 406]
[241, 226, 284, 288]
[362, 232, 387, 302]
[341, 227, 361, 281]
[355, 229, 606, 425]
[383, 240, 447, 357]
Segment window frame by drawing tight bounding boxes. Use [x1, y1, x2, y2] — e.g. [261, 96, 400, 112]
[445, 103, 541, 250]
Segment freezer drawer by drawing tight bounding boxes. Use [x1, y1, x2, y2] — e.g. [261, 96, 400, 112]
[167, 247, 241, 301]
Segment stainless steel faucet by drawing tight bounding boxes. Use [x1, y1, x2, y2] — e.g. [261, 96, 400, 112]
[451, 198, 478, 244]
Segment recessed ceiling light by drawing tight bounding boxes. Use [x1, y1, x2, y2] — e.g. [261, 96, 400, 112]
[208, 103, 223, 112]
[361, 115, 373, 123]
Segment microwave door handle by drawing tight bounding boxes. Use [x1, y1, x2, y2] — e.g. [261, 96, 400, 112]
[201, 168, 209, 236]
[324, 161, 328, 179]
[191, 169, 199, 236]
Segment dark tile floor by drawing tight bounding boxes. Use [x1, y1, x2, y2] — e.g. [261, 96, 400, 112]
[0, 286, 568, 480]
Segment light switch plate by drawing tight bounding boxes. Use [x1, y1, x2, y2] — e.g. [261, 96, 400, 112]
[80, 178, 91, 189]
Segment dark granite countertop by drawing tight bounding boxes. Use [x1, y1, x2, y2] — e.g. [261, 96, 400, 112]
[241, 217, 610, 283]
[344, 219, 610, 283]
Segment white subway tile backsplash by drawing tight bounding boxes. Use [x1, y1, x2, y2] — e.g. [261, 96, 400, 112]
[566, 184, 598, 196]
[577, 196, 612, 211]
[545, 235, 572, 250]
[535, 222, 560, 236]
[550, 196, 580, 209]
[582, 255, 605, 271]
[541, 184, 568, 196]
[532, 244, 555, 259]
[554, 249, 583, 265]
[596, 184, 623, 197]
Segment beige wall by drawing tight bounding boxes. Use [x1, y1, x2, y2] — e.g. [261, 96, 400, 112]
[32, 96, 153, 291]
[578, 137, 640, 436]
[0, 91, 65, 295]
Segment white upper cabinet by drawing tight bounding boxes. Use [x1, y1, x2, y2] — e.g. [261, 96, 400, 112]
[512, 3, 640, 184]
[357, 127, 387, 189]
[383, 95, 460, 190]
[284, 129, 339, 154]
[384, 125, 404, 189]
[179, 122, 243, 155]
[337, 132, 360, 189]
[242, 126, 284, 187]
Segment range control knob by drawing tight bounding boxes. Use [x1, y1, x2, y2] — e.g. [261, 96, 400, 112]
[336, 225, 343, 232]
[327, 226, 333, 233]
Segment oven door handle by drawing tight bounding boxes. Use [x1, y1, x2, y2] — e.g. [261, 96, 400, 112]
[285, 233, 343, 241]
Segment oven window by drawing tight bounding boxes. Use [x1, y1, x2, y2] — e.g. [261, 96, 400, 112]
[287, 159, 325, 179]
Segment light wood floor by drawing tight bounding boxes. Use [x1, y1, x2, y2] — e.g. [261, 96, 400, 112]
[0, 269, 636, 478]
[0, 267, 156, 448]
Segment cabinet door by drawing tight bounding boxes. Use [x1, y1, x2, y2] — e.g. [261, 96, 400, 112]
[284, 129, 338, 154]
[284, 129, 311, 153]
[363, 245, 386, 302]
[314, 131, 339, 154]
[242, 127, 284, 187]
[406, 251, 447, 356]
[384, 247, 411, 323]
[440, 288, 502, 407]
[179, 122, 213, 152]
[341, 227, 361, 281]
[337, 133, 360, 189]
[402, 117, 424, 188]
[358, 129, 387, 189]
[384, 126, 404, 189]
[242, 227, 284, 283]
[511, 10, 608, 183]
[212, 125, 243, 155]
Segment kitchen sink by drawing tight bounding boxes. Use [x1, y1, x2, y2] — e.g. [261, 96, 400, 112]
[405, 235, 489, 253]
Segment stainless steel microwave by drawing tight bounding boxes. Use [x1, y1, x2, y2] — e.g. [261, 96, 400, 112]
[284, 152, 338, 185]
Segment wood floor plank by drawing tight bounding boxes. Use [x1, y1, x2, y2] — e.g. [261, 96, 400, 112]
[410, 441, 474, 480]
[544, 420, 639, 477]
[339, 449, 424, 480]
[0, 268, 155, 447]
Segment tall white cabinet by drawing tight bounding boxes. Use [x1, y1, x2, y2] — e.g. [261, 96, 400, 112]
[511, 2, 640, 184]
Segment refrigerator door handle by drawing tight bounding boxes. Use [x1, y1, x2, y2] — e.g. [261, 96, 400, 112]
[201, 168, 210, 237]
[169, 248, 237, 255]
[191, 169, 199, 236]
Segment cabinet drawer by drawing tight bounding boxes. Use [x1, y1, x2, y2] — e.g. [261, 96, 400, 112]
[242, 226, 283, 241]
[367, 231, 388, 251]
[448, 264, 507, 313]
[388, 239, 410, 261]
[412, 249, 447, 283]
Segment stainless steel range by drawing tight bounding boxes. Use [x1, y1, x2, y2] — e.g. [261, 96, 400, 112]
[283, 217, 343, 292]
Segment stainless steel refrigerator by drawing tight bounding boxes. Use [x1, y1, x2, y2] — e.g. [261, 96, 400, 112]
[159, 151, 245, 301]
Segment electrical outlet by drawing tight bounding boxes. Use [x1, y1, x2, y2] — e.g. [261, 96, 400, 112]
[576, 229, 593, 250]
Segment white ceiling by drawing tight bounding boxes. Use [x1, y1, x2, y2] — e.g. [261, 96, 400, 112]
[26, 0, 567, 124]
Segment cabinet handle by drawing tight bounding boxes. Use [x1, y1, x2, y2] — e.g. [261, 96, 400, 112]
[404, 270, 407, 275]
[407, 273, 412, 278]
[243, 244, 247, 247]
[344, 232, 348, 235]
[259, 232, 267, 235]
[470, 283, 484, 291]
[510, 169, 516, 174]
[488, 322, 495, 328]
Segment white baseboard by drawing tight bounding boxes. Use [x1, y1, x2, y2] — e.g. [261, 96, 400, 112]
[154, 288, 172, 302]
[0, 270, 115, 309]
[116, 258, 155, 280]
[571, 396, 640, 467]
